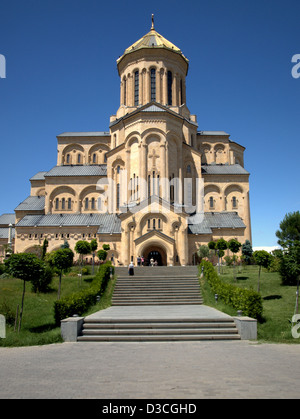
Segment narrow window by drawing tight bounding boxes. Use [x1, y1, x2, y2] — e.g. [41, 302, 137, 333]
[124, 78, 127, 105]
[66, 154, 70, 164]
[77, 154, 81, 164]
[116, 184, 120, 209]
[148, 219, 150, 229]
[85, 197, 89, 210]
[61, 198, 65, 210]
[93, 153, 96, 164]
[91, 197, 95, 210]
[134, 71, 139, 106]
[186, 164, 191, 174]
[167, 71, 172, 105]
[232, 196, 237, 208]
[55, 198, 59, 210]
[148, 174, 151, 197]
[158, 219, 161, 229]
[68, 198, 72, 210]
[180, 79, 183, 105]
[209, 196, 214, 209]
[151, 68, 156, 101]
[153, 219, 156, 230]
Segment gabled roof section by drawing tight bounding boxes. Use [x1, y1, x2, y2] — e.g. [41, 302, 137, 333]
[44, 165, 107, 177]
[201, 164, 249, 175]
[0, 213, 15, 226]
[15, 196, 45, 212]
[188, 212, 246, 234]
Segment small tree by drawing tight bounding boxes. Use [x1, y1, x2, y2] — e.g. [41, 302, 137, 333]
[97, 244, 110, 264]
[48, 248, 74, 299]
[5, 253, 45, 331]
[228, 239, 242, 281]
[90, 239, 98, 274]
[216, 238, 228, 273]
[242, 240, 253, 264]
[253, 250, 273, 292]
[197, 245, 210, 261]
[75, 240, 91, 281]
[41, 238, 48, 260]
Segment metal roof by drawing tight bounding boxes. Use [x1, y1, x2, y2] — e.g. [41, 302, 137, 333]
[188, 212, 246, 234]
[44, 165, 107, 177]
[0, 227, 15, 239]
[0, 213, 15, 226]
[201, 164, 249, 175]
[57, 132, 110, 137]
[197, 131, 230, 136]
[15, 196, 45, 211]
[16, 213, 121, 233]
[30, 171, 47, 181]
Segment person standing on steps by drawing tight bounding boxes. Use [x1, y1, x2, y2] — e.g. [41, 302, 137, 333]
[128, 261, 134, 276]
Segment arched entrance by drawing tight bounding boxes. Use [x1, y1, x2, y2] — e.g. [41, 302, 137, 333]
[142, 244, 167, 266]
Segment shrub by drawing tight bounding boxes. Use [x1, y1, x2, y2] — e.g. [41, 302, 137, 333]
[31, 264, 53, 293]
[53, 262, 114, 325]
[199, 260, 263, 319]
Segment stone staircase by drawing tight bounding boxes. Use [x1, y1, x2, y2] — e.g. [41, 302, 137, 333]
[77, 266, 241, 342]
[112, 266, 203, 305]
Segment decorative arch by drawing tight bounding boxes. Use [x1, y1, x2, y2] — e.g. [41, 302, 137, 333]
[88, 143, 110, 164]
[62, 144, 85, 165]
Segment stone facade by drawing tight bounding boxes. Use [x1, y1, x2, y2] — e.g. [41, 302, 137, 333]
[0, 23, 252, 266]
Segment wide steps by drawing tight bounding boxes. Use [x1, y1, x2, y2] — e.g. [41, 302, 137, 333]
[78, 318, 240, 341]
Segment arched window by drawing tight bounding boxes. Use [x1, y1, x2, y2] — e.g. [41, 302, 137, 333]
[209, 196, 214, 209]
[68, 198, 72, 210]
[66, 154, 70, 164]
[92, 153, 96, 164]
[61, 198, 65, 210]
[186, 164, 191, 174]
[77, 154, 81, 164]
[134, 71, 139, 106]
[91, 197, 95, 210]
[153, 219, 156, 230]
[150, 68, 156, 101]
[123, 77, 127, 105]
[232, 196, 237, 208]
[116, 184, 120, 209]
[148, 219, 151, 229]
[167, 71, 172, 105]
[55, 198, 59, 210]
[85, 197, 89, 210]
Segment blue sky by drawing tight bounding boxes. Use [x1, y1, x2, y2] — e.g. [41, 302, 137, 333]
[0, 0, 299, 247]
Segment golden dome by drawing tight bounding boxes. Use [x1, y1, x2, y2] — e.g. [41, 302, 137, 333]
[117, 17, 189, 67]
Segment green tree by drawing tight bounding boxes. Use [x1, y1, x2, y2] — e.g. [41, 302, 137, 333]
[276, 211, 300, 248]
[253, 250, 273, 292]
[47, 248, 74, 299]
[242, 240, 253, 264]
[216, 238, 228, 273]
[97, 244, 110, 263]
[5, 253, 45, 331]
[75, 240, 91, 281]
[41, 238, 48, 260]
[227, 239, 241, 281]
[197, 245, 210, 260]
[90, 239, 98, 274]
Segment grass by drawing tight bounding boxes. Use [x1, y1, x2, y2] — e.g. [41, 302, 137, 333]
[0, 268, 116, 347]
[200, 264, 300, 343]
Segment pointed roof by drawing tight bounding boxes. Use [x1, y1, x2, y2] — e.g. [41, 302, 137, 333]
[117, 17, 189, 68]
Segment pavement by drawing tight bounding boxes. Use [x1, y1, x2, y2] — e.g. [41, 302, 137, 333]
[0, 304, 300, 399]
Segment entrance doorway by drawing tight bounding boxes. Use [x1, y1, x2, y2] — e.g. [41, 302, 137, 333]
[147, 250, 163, 266]
[142, 244, 167, 266]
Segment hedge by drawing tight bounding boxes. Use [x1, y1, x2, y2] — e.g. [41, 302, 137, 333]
[54, 262, 114, 325]
[199, 260, 263, 319]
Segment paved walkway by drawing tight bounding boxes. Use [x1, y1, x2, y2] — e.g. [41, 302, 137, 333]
[85, 304, 232, 321]
[0, 304, 299, 399]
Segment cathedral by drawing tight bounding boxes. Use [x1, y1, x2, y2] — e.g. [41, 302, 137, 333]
[0, 19, 252, 266]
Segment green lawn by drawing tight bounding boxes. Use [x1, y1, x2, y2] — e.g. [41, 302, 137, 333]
[0, 269, 116, 347]
[200, 264, 299, 343]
